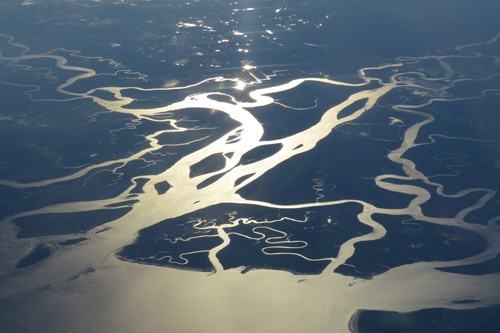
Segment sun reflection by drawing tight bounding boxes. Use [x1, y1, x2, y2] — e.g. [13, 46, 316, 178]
[242, 64, 256, 71]
[234, 80, 247, 90]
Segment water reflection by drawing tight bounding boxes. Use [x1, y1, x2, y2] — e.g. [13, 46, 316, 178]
[0, 2, 500, 331]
